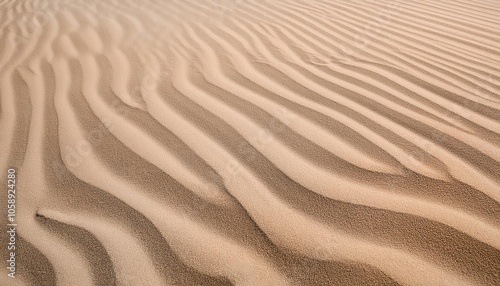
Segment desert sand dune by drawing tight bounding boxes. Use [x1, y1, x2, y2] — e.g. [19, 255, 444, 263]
[1, 0, 500, 285]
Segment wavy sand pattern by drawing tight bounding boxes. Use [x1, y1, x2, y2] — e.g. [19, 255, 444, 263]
[1, 0, 500, 285]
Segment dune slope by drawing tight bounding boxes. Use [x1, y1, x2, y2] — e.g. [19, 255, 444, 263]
[1, 0, 500, 285]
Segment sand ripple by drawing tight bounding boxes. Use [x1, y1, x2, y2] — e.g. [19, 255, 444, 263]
[1, 0, 500, 285]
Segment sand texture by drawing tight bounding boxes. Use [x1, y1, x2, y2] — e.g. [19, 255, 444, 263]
[1, 0, 500, 285]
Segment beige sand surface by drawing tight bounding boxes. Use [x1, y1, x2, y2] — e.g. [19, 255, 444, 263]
[1, 0, 500, 285]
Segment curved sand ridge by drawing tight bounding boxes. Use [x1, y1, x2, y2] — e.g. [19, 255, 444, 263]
[1, 0, 500, 285]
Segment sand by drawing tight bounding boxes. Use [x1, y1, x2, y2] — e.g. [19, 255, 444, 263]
[1, 0, 499, 285]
